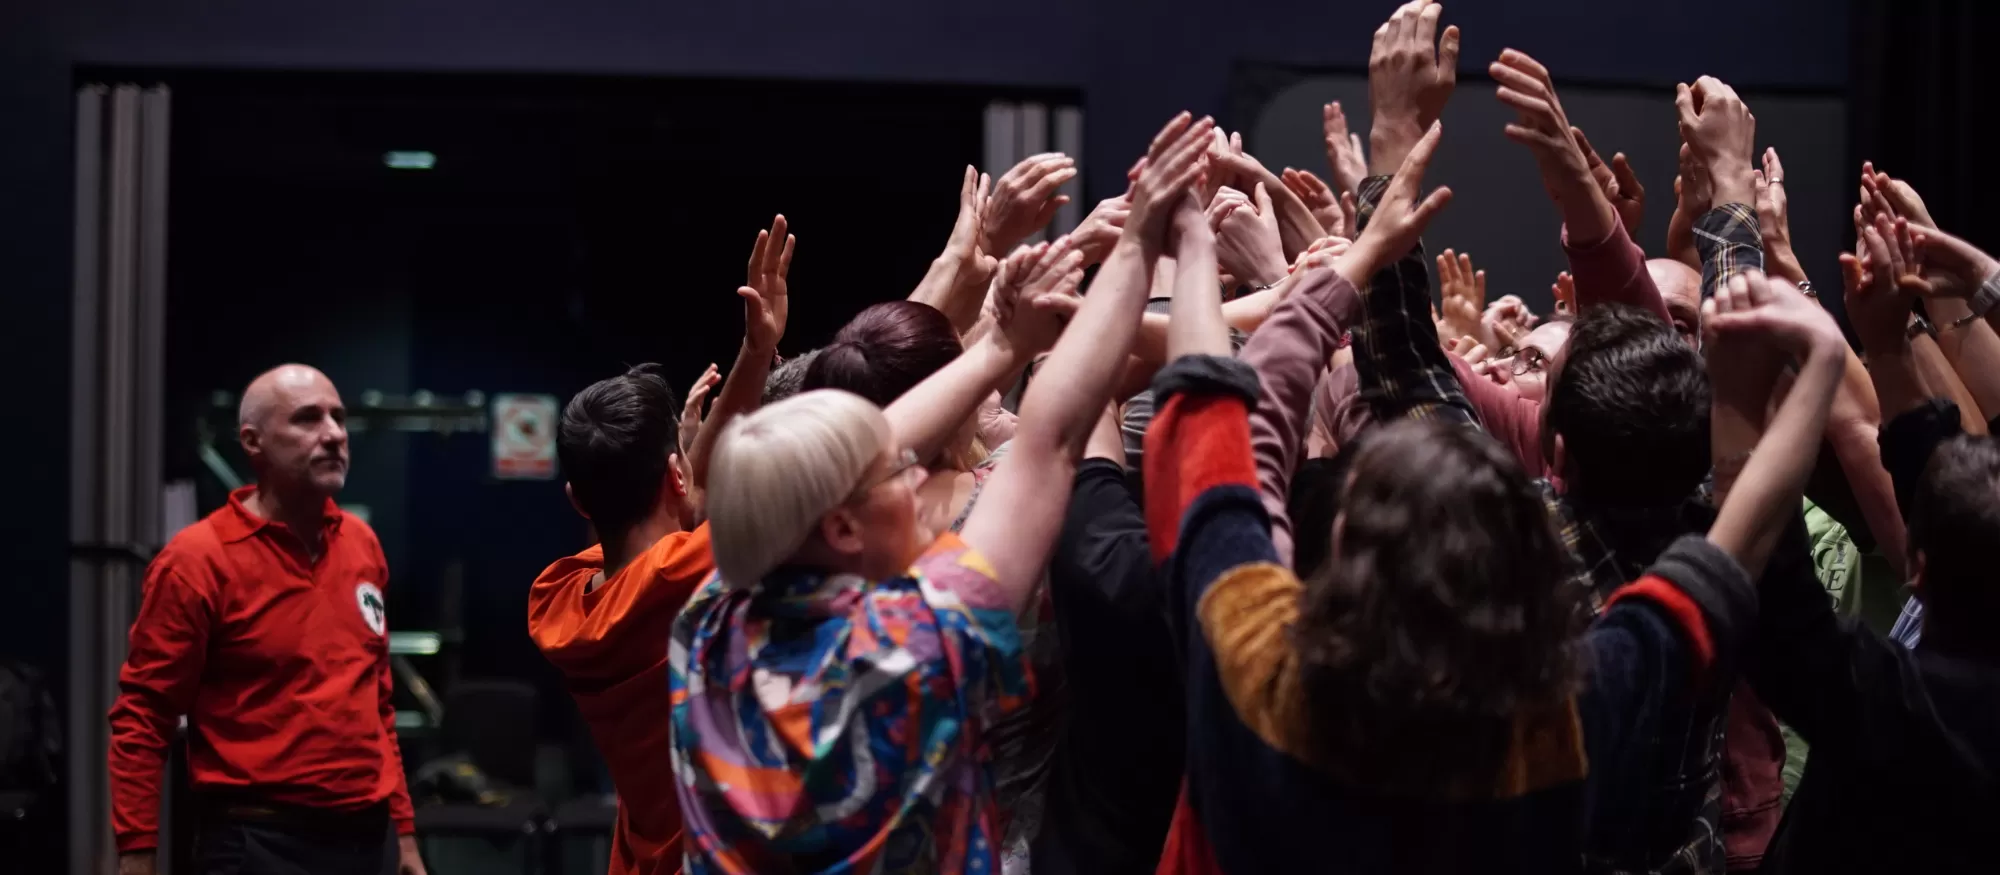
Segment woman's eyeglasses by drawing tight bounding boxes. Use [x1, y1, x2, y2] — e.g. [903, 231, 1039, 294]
[854, 448, 922, 496]
[1509, 346, 1551, 377]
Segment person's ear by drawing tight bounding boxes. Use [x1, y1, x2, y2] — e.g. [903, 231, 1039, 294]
[564, 482, 590, 520]
[817, 507, 866, 556]
[1907, 548, 1927, 597]
[665, 453, 690, 499]
[239, 424, 262, 461]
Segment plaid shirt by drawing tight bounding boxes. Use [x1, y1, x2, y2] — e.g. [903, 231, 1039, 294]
[1695, 202, 1763, 300]
[1349, 175, 1479, 426]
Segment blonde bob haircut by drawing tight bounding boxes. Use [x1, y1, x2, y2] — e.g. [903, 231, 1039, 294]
[706, 389, 892, 588]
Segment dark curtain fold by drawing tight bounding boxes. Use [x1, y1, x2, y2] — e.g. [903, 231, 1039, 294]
[1850, 0, 2000, 244]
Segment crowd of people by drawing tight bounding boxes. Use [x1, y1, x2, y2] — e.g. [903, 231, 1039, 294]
[112, 1, 1999, 873]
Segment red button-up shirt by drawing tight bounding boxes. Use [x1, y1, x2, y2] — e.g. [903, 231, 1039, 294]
[108, 485, 414, 852]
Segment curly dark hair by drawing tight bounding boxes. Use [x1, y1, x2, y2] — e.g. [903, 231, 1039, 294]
[1292, 419, 1586, 793]
[1543, 303, 1711, 506]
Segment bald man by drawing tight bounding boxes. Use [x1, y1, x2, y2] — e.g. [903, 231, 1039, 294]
[109, 365, 425, 875]
[1647, 257, 1705, 348]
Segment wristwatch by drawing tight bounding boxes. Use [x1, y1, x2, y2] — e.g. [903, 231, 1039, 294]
[1906, 313, 1935, 341]
[1970, 272, 2000, 319]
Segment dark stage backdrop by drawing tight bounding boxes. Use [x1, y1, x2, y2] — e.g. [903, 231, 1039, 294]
[162, 72, 1069, 723]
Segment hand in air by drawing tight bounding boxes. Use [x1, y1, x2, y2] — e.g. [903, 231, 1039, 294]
[1322, 101, 1371, 195]
[1841, 211, 1920, 353]
[1128, 113, 1218, 239]
[1704, 269, 1844, 360]
[1281, 168, 1350, 238]
[982, 153, 1077, 255]
[1753, 148, 1804, 282]
[741, 215, 794, 353]
[993, 239, 1087, 359]
[1573, 127, 1645, 236]
[1335, 121, 1454, 289]
[1369, 0, 1461, 173]
[1675, 76, 1757, 204]
[1072, 194, 1132, 265]
[679, 363, 720, 458]
[1435, 248, 1486, 343]
[1209, 184, 1288, 287]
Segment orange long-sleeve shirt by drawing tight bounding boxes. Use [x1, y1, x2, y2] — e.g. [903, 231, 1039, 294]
[107, 486, 414, 852]
[527, 526, 713, 875]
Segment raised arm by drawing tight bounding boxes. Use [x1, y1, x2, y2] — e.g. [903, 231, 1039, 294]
[1488, 50, 1666, 320]
[692, 215, 793, 489]
[959, 113, 1214, 615]
[908, 167, 998, 333]
[1679, 77, 1764, 301]
[1703, 270, 1848, 581]
[1240, 255, 1362, 566]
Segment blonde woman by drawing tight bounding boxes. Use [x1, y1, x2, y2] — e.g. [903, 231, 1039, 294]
[667, 113, 1215, 874]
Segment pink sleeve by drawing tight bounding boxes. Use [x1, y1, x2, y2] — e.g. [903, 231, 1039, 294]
[1449, 354, 1549, 479]
[1239, 270, 1361, 568]
[1563, 215, 1669, 323]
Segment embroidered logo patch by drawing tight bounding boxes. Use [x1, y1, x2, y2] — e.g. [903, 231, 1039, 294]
[355, 582, 387, 636]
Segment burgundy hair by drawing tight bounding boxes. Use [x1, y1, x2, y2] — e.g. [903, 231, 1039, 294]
[802, 301, 963, 407]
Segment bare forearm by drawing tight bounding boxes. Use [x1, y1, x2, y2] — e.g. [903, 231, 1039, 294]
[909, 257, 987, 334]
[1711, 344, 1844, 579]
[691, 340, 775, 488]
[1930, 297, 2000, 419]
[886, 336, 1022, 463]
[1824, 418, 1906, 577]
[1911, 334, 1986, 433]
[1020, 237, 1157, 456]
[1168, 231, 1231, 361]
[1133, 286, 1286, 363]
[1865, 346, 1936, 425]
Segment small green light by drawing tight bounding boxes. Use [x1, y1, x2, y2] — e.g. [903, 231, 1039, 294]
[384, 150, 436, 170]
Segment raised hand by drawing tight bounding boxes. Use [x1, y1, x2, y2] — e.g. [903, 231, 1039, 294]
[1337, 120, 1453, 288]
[679, 363, 720, 458]
[1666, 143, 1712, 268]
[1483, 295, 1534, 352]
[982, 153, 1077, 255]
[1706, 269, 1845, 359]
[1369, 1, 1461, 175]
[1489, 49, 1617, 246]
[1209, 184, 1289, 287]
[1323, 101, 1371, 194]
[1128, 113, 1218, 240]
[1070, 194, 1132, 266]
[1573, 126, 1646, 236]
[1843, 211, 1919, 354]
[1436, 248, 1486, 342]
[1281, 168, 1346, 238]
[1676, 76, 1758, 208]
[1907, 223, 2000, 298]
[992, 239, 1086, 359]
[741, 215, 794, 353]
[1753, 148, 1805, 283]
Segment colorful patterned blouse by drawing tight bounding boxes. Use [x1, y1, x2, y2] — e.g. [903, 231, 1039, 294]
[668, 533, 1034, 874]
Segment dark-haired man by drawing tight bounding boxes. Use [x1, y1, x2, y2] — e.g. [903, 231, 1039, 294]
[527, 215, 790, 875]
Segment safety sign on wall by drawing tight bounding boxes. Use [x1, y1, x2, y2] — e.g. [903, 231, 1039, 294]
[492, 393, 560, 480]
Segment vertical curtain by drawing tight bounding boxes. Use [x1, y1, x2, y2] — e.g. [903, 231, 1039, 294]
[69, 82, 171, 875]
[1849, 0, 2000, 242]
